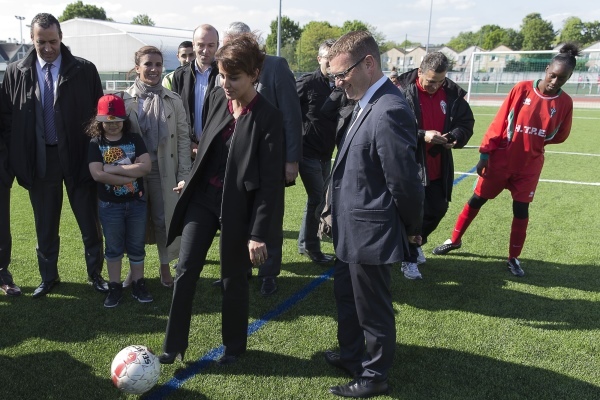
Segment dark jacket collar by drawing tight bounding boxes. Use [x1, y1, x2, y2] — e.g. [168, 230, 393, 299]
[17, 43, 79, 76]
[398, 68, 467, 99]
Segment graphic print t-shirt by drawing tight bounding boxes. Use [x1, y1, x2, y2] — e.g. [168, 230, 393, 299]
[88, 132, 148, 203]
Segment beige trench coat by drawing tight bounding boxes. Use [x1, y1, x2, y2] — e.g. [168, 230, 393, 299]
[123, 87, 191, 261]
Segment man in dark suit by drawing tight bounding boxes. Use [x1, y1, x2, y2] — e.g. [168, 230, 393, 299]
[0, 13, 106, 298]
[171, 24, 220, 156]
[324, 31, 424, 397]
[222, 22, 303, 296]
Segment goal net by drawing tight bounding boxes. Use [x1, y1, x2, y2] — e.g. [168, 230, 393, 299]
[457, 49, 600, 109]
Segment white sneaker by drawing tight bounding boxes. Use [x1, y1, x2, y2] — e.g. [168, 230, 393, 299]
[416, 246, 426, 265]
[401, 262, 422, 280]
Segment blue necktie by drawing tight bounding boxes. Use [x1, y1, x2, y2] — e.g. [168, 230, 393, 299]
[43, 63, 57, 144]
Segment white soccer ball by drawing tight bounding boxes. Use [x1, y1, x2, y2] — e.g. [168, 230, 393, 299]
[111, 345, 161, 395]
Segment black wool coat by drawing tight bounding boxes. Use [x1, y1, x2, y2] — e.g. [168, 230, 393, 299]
[167, 88, 284, 275]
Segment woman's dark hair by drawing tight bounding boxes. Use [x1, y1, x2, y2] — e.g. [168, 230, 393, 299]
[215, 33, 265, 83]
[134, 46, 163, 66]
[551, 43, 582, 72]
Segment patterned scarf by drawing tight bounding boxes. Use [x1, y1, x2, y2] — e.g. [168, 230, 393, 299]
[130, 78, 168, 153]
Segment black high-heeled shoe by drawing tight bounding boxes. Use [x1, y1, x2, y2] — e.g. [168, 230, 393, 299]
[158, 350, 185, 364]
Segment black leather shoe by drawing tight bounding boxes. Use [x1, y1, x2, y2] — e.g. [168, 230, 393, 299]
[89, 273, 109, 293]
[158, 350, 185, 364]
[32, 278, 61, 298]
[1, 282, 22, 297]
[329, 378, 389, 398]
[324, 350, 358, 377]
[304, 250, 335, 264]
[260, 277, 277, 296]
[216, 354, 238, 365]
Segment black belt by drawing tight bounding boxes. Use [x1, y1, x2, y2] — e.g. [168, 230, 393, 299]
[45, 143, 58, 147]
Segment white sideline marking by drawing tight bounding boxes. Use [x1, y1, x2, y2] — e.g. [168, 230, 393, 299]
[462, 146, 600, 157]
[455, 172, 600, 186]
[473, 113, 600, 120]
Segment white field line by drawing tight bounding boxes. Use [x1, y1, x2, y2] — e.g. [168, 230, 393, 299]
[462, 146, 600, 157]
[455, 171, 600, 186]
[473, 113, 600, 120]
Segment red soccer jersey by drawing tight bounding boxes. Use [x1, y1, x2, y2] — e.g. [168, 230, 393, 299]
[417, 78, 447, 181]
[480, 80, 573, 175]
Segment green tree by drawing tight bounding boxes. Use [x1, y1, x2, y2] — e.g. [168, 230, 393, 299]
[520, 13, 555, 50]
[583, 21, 600, 46]
[397, 39, 421, 50]
[479, 25, 506, 50]
[340, 20, 386, 48]
[446, 31, 479, 52]
[296, 21, 342, 72]
[58, 1, 107, 22]
[504, 28, 524, 50]
[131, 14, 155, 26]
[559, 17, 585, 45]
[380, 40, 420, 54]
[265, 16, 302, 56]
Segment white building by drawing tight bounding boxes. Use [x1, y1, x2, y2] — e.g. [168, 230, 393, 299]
[61, 18, 193, 82]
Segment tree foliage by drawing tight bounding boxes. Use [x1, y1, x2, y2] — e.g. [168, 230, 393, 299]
[265, 16, 302, 56]
[340, 20, 386, 49]
[296, 21, 342, 72]
[446, 31, 479, 52]
[520, 13, 555, 50]
[559, 17, 585, 44]
[131, 14, 155, 26]
[58, 1, 107, 22]
[582, 21, 600, 46]
[446, 25, 523, 52]
[560, 17, 600, 47]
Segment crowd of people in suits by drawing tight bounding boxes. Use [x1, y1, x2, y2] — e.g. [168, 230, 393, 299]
[0, 12, 580, 398]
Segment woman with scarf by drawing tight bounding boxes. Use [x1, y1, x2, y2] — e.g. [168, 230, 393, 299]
[123, 46, 191, 288]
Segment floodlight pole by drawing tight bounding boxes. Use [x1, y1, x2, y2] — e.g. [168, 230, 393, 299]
[15, 15, 25, 44]
[425, 0, 433, 53]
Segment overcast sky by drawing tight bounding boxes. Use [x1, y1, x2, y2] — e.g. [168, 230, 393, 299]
[2, 1, 600, 47]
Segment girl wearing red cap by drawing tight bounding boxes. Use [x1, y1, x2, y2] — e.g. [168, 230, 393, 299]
[87, 94, 152, 307]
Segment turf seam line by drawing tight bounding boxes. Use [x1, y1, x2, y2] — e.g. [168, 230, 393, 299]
[148, 165, 476, 398]
[146, 268, 335, 399]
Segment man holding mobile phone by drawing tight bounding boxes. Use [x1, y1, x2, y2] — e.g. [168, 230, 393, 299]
[396, 52, 474, 279]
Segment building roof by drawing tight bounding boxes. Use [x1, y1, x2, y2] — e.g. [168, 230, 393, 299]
[60, 18, 193, 72]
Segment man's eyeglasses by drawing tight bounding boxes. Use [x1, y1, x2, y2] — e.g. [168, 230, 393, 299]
[328, 55, 366, 81]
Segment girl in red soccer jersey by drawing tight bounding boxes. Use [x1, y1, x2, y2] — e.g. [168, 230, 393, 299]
[432, 43, 581, 277]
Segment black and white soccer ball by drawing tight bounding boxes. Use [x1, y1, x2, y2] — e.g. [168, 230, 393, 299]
[111, 345, 161, 395]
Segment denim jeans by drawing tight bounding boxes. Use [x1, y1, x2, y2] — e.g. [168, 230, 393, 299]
[298, 157, 331, 253]
[98, 198, 147, 263]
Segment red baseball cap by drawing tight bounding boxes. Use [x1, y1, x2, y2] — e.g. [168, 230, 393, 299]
[96, 94, 127, 122]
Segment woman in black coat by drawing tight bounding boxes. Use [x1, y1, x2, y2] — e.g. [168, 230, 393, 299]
[158, 33, 284, 365]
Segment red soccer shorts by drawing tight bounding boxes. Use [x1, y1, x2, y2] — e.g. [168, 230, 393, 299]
[474, 155, 540, 203]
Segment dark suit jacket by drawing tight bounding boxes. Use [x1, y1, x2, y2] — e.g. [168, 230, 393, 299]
[167, 88, 284, 274]
[330, 79, 424, 265]
[171, 61, 219, 143]
[0, 44, 103, 189]
[256, 55, 302, 163]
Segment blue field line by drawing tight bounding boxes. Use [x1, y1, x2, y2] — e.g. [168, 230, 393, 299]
[146, 268, 335, 399]
[147, 167, 476, 398]
[453, 165, 477, 185]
